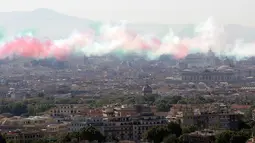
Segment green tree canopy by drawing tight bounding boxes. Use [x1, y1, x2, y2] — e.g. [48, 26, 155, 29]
[80, 126, 105, 142]
[163, 134, 179, 143]
[143, 122, 182, 143]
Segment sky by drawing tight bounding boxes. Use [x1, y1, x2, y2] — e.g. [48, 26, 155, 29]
[0, 0, 253, 26]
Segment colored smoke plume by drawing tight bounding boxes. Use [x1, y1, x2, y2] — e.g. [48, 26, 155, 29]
[0, 17, 253, 60]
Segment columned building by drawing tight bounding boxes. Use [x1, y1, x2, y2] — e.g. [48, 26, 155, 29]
[181, 65, 236, 83]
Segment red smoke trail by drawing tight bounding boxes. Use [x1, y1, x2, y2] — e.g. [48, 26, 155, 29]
[174, 43, 188, 59]
[0, 36, 71, 60]
[0, 25, 194, 60]
[152, 38, 162, 46]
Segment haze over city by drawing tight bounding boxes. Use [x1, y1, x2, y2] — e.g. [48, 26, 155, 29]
[0, 1, 255, 143]
[0, 0, 254, 25]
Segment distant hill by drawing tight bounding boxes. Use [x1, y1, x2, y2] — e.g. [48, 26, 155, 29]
[0, 8, 94, 39]
[0, 8, 255, 43]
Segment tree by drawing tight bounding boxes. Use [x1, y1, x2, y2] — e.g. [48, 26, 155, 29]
[155, 99, 172, 112]
[38, 92, 45, 98]
[0, 134, 6, 143]
[167, 122, 182, 137]
[238, 120, 251, 131]
[216, 131, 235, 143]
[143, 94, 158, 105]
[182, 125, 197, 134]
[215, 130, 250, 143]
[237, 129, 251, 142]
[171, 96, 183, 104]
[58, 133, 72, 143]
[32, 139, 49, 143]
[143, 126, 169, 143]
[80, 126, 105, 142]
[8, 102, 28, 116]
[163, 134, 179, 143]
[70, 131, 81, 142]
[143, 122, 182, 143]
[230, 135, 247, 143]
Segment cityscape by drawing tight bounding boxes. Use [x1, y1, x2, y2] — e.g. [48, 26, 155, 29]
[0, 49, 254, 143]
[0, 2, 255, 143]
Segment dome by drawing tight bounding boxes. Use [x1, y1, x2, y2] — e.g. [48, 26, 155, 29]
[217, 65, 232, 71]
[142, 84, 152, 92]
[225, 69, 234, 72]
[183, 69, 192, 72]
[188, 82, 195, 85]
[198, 82, 205, 85]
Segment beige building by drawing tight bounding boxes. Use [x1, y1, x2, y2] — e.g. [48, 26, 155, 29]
[181, 66, 236, 83]
[46, 122, 70, 137]
[48, 104, 86, 117]
[0, 116, 56, 129]
[169, 103, 242, 130]
[69, 116, 104, 133]
[104, 113, 168, 142]
[5, 130, 44, 143]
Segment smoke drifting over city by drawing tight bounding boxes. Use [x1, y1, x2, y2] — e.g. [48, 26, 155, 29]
[0, 17, 253, 60]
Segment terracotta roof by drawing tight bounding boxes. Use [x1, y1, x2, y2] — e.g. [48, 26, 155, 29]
[231, 104, 251, 109]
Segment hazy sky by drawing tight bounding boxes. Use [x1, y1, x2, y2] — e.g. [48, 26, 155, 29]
[0, 0, 253, 25]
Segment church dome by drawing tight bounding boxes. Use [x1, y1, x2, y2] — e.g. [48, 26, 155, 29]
[217, 65, 232, 71]
[142, 84, 152, 94]
[183, 69, 192, 72]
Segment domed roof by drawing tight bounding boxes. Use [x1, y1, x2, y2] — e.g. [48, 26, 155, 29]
[198, 82, 206, 85]
[217, 65, 232, 71]
[188, 82, 195, 85]
[142, 84, 152, 92]
[183, 69, 192, 72]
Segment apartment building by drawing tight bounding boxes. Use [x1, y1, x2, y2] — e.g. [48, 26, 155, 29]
[104, 116, 133, 141]
[48, 104, 87, 117]
[47, 123, 69, 133]
[68, 112, 167, 142]
[5, 130, 44, 143]
[132, 113, 167, 141]
[0, 116, 56, 131]
[182, 112, 241, 130]
[169, 103, 242, 130]
[69, 116, 104, 133]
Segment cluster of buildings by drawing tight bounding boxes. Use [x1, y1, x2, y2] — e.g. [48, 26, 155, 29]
[0, 102, 248, 143]
[178, 49, 255, 84]
[1, 50, 255, 143]
[0, 104, 168, 142]
[168, 103, 242, 130]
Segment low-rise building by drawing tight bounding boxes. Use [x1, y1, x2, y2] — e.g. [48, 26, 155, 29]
[169, 103, 242, 130]
[48, 104, 85, 117]
[183, 129, 217, 143]
[5, 130, 44, 143]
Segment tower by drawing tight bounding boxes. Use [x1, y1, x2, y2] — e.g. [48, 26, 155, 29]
[142, 84, 153, 96]
[84, 55, 89, 65]
[207, 48, 216, 67]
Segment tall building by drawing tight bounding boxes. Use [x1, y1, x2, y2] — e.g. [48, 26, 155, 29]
[84, 55, 89, 65]
[142, 84, 153, 96]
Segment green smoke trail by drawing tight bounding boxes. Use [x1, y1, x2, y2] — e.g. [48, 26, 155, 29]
[111, 48, 128, 59]
[17, 28, 37, 37]
[0, 27, 6, 41]
[89, 21, 103, 35]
